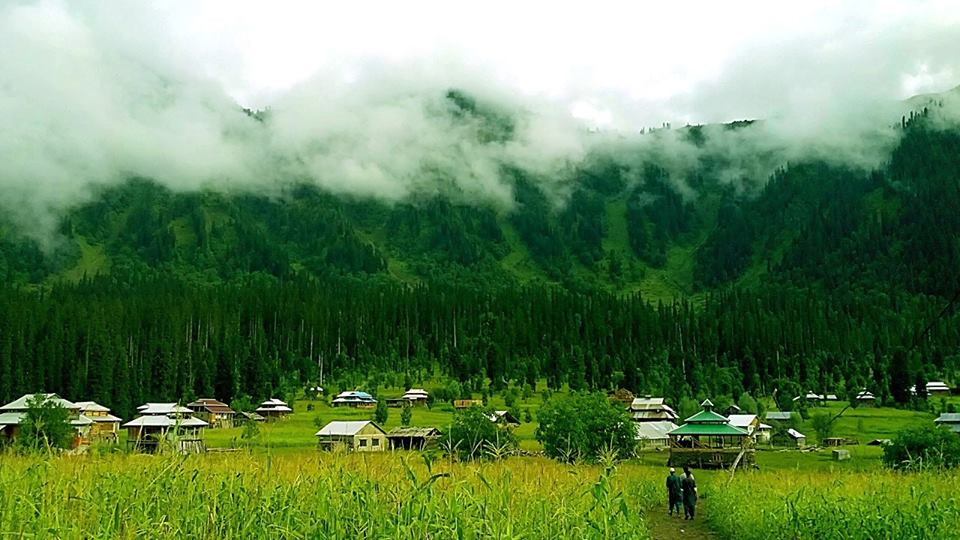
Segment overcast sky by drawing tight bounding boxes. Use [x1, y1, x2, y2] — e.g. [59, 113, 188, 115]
[2, 0, 960, 240]
[134, 0, 960, 127]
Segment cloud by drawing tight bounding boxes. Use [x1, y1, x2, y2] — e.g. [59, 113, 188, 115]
[1, 0, 959, 243]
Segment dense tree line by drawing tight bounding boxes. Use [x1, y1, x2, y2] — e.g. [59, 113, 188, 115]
[0, 275, 957, 420]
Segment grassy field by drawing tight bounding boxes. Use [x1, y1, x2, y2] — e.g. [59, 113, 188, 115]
[0, 453, 657, 539]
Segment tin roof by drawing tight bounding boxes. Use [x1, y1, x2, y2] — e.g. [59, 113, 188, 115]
[683, 409, 729, 424]
[138, 403, 193, 415]
[727, 414, 758, 428]
[765, 412, 794, 421]
[786, 428, 806, 439]
[935, 413, 960, 424]
[261, 398, 289, 407]
[387, 426, 441, 438]
[670, 423, 748, 436]
[316, 420, 384, 437]
[255, 405, 292, 413]
[73, 401, 111, 413]
[187, 399, 235, 414]
[0, 393, 77, 412]
[0, 412, 26, 426]
[635, 421, 677, 440]
[123, 415, 209, 428]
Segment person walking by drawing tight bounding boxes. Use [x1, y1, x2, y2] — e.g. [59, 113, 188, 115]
[681, 466, 698, 520]
[666, 467, 683, 516]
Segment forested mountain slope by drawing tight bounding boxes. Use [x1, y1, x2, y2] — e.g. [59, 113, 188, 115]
[0, 93, 958, 415]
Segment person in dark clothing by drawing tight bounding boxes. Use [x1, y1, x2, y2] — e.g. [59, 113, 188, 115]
[666, 467, 683, 516]
[681, 466, 698, 520]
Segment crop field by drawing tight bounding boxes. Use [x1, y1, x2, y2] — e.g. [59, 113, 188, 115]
[705, 468, 960, 540]
[0, 453, 659, 540]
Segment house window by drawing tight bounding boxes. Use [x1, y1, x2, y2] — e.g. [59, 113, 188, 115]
[372, 438, 380, 447]
[359, 438, 367, 448]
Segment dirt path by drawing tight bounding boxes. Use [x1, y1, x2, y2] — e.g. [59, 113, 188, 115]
[644, 507, 717, 540]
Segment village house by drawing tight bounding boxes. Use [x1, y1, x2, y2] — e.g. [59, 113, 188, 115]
[0, 393, 93, 448]
[771, 428, 807, 448]
[187, 398, 236, 428]
[668, 399, 754, 469]
[236, 411, 266, 423]
[387, 426, 441, 450]
[764, 411, 796, 423]
[635, 420, 677, 450]
[123, 403, 208, 453]
[855, 390, 877, 406]
[386, 388, 430, 408]
[256, 398, 293, 419]
[453, 399, 484, 409]
[910, 381, 952, 397]
[331, 391, 377, 408]
[629, 397, 679, 423]
[934, 413, 960, 434]
[316, 420, 387, 451]
[793, 392, 825, 406]
[74, 401, 122, 441]
[488, 410, 521, 426]
[724, 404, 742, 416]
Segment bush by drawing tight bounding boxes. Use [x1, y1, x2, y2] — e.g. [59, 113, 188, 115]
[442, 407, 516, 461]
[811, 413, 834, 443]
[882, 425, 960, 470]
[400, 405, 412, 426]
[535, 392, 636, 463]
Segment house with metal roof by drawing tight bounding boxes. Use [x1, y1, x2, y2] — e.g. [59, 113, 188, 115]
[668, 399, 753, 469]
[187, 398, 236, 428]
[316, 420, 387, 451]
[855, 390, 877, 405]
[629, 397, 679, 422]
[387, 426, 441, 450]
[0, 394, 94, 448]
[635, 420, 677, 449]
[74, 401, 122, 441]
[792, 391, 825, 405]
[771, 428, 807, 448]
[386, 388, 430, 407]
[331, 391, 377, 409]
[934, 413, 960, 434]
[488, 410, 521, 426]
[764, 411, 796, 423]
[256, 398, 293, 418]
[727, 414, 760, 436]
[910, 381, 952, 397]
[124, 402, 208, 453]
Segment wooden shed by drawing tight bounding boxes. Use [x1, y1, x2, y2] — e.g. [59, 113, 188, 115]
[316, 421, 387, 452]
[187, 398, 236, 428]
[387, 426, 441, 450]
[256, 398, 293, 419]
[74, 401, 122, 441]
[123, 414, 209, 453]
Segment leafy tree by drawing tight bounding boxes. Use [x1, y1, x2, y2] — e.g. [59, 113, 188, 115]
[230, 394, 255, 413]
[535, 393, 636, 462]
[882, 425, 960, 470]
[810, 413, 834, 443]
[374, 400, 389, 425]
[678, 397, 699, 421]
[17, 395, 74, 452]
[523, 407, 533, 423]
[443, 406, 516, 461]
[400, 404, 412, 426]
[737, 393, 758, 415]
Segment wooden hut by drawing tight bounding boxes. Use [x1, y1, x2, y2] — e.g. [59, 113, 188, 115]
[331, 391, 377, 408]
[934, 413, 960, 434]
[454, 399, 484, 409]
[771, 428, 807, 448]
[256, 398, 293, 419]
[387, 427, 441, 450]
[855, 390, 877, 406]
[629, 397, 679, 423]
[0, 393, 91, 448]
[668, 399, 753, 469]
[386, 389, 430, 408]
[123, 403, 208, 453]
[74, 401, 122, 441]
[187, 398, 236, 428]
[635, 421, 677, 449]
[316, 421, 387, 451]
[488, 410, 520, 426]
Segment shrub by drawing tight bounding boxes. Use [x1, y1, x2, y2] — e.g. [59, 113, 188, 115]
[882, 425, 960, 470]
[400, 405, 412, 426]
[442, 407, 516, 461]
[810, 413, 834, 443]
[535, 392, 636, 463]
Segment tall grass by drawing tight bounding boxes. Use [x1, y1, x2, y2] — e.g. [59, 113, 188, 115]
[705, 468, 960, 540]
[0, 452, 654, 539]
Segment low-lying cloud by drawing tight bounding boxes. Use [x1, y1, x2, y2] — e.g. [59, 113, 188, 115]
[1, 1, 959, 242]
